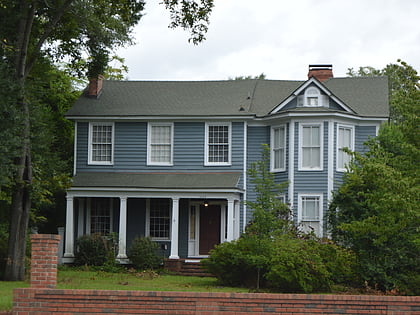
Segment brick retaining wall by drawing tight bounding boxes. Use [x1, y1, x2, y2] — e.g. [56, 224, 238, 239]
[12, 288, 420, 314]
[11, 234, 420, 314]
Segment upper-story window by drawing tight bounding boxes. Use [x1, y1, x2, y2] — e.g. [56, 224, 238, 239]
[271, 125, 286, 171]
[88, 122, 114, 165]
[148, 123, 173, 165]
[205, 122, 231, 165]
[337, 125, 354, 171]
[299, 123, 323, 170]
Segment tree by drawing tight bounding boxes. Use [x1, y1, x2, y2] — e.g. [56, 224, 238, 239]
[330, 61, 420, 294]
[0, 0, 213, 281]
[246, 144, 290, 237]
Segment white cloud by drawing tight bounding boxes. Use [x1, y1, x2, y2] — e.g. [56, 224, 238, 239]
[117, 0, 420, 81]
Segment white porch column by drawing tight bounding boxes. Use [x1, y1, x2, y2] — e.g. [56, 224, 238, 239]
[169, 197, 180, 259]
[64, 195, 74, 258]
[226, 198, 235, 241]
[117, 197, 128, 259]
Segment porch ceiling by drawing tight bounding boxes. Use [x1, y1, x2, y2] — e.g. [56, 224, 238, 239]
[71, 172, 242, 191]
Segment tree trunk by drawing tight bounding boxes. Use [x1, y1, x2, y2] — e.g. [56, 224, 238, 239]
[4, 0, 34, 281]
[4, 96, 32, 281]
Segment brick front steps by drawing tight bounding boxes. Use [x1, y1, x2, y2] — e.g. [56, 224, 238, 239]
[164, 259, 213, 277]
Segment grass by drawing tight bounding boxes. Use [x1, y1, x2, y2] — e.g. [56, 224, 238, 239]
[0, 268, 248, 311]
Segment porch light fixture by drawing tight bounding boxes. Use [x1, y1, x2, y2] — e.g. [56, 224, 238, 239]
[203, 200, 209, 207]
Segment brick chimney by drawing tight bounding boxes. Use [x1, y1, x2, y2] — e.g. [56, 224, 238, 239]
[307, 64, 333, 82]
[88, 75, 104, 98]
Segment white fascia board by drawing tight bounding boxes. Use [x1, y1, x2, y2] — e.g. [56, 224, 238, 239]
[258, 112, 388, 122]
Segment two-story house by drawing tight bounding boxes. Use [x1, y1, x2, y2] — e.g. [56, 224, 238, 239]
[63, 65, 389, 264]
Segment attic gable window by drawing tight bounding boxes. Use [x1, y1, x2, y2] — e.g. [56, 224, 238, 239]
[88, 122, 114, 165]
[205, 122, 231, 166]
[297, 86, 329, 108]
[305, 87, 321, 106]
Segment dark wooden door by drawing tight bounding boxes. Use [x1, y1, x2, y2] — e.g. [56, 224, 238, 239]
[199, 205, 221, 255]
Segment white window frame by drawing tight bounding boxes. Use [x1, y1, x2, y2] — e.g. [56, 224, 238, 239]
[145, 198, 171, 241]
[147, 122, 174, 166]
[298, 193, 323, 237]
[88, 122, 114, 165]
[271, 125, 286, 172]
[304, 87, 321, 107]
[336, 124, 355, 172]
[299, 123, 323, 171]
[205, 122, 232, 166]
[87, 198, 113, 235]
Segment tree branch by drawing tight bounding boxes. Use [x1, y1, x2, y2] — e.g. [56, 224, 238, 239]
[24, 0, 75, 79]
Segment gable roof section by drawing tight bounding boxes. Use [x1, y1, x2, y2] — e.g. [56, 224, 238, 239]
[269, 77, 355, 115]
[71, 172, 242, 191]
[66, 77, 389, 119]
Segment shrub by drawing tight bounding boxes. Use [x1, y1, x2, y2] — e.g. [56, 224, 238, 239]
[202, 235, 272, 288]
[265, 236, 331, 293]
[127, 237, 162, 270]
[74, 234, 109, 266]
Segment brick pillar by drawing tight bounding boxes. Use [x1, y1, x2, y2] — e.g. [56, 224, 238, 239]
[30, 234, 61, 289]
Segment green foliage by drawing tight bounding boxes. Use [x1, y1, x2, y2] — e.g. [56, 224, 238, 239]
[163, 0, 214, 44]
[246, 144, 291, 237]
[204, 234, 356, 293]
[202, 235, 273, 288]
[204, 144, 356, 293]
[265, 236, 331, 293]
[74, 234, 117, 267]
[330, 60, 420, 294]
[127, 237, 162, 270]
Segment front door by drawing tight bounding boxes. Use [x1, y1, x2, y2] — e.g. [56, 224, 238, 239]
[199, 205, 221, 255]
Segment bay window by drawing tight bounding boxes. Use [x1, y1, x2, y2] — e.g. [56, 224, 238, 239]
[300, 123, 323, 170]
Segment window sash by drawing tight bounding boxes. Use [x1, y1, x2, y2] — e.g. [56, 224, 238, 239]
[90, 124, 113, 163]
[207, 124, 230, 164]
[90, 198, 111, 235]
[299, 195, 322, 237]
[148, 124, 173, 165]
[149, 199, 171, 239]
[337, 126, 353, 170]
[301, 125, 321, 169]
[272, 126, 285, 170]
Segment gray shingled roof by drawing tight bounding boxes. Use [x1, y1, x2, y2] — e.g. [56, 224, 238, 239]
[66, 77, 389, 118]
[71, 172, 242, 190]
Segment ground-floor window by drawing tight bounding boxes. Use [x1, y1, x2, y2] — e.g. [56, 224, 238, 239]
[148, 198, 171, 239]
[298, 194, 323, 237]
[90, 198, 112, 234]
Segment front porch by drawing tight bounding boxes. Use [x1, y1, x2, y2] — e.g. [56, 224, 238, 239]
[63, 191, 242, 263]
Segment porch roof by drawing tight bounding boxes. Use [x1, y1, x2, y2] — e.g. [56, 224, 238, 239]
[71, 172, 242, 191]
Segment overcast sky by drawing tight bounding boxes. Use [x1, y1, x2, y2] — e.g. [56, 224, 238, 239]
[116, 0, 420, 81]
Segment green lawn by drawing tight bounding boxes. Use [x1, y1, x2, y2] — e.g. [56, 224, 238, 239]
[0, 269, 248, 311]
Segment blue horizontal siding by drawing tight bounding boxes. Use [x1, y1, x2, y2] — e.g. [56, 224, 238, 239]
[76, 121, 245, 173]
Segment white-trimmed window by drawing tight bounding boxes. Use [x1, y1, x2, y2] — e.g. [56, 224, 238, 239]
[147, 199, 171, 240]
[88, 122, 114, 165]
[147, 123, 173, 165]
[205, 122, 231, 165]
[337, 125, 354, 171]
[298, 194, 323, 237]
[90, 198, 113, 235]
[271, 125, 286, 171]
[299, 123, 323, 170]
[305, 87, 320, 106]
